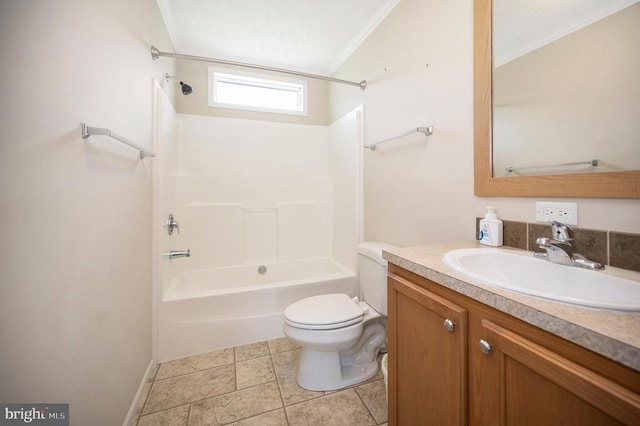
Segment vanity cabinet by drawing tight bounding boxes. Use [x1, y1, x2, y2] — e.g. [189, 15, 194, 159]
[387, 274, 468, 425]
[387, 264, 640, 426]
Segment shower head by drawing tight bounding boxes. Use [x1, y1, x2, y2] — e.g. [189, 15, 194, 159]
[164, 73, 194, 95]
[180, 81, 193, 95]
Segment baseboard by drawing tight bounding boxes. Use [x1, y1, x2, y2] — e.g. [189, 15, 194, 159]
[122, 358, 156, 426]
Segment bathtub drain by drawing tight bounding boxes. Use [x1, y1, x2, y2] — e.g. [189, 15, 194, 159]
[257, 265, 267, 274]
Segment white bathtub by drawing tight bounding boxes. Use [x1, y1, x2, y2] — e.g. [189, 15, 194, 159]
[157, 258, 358, 361]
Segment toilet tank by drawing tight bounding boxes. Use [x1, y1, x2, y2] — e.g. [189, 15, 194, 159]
[358, 242, 397, 315]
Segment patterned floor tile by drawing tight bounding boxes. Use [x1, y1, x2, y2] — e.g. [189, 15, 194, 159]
[189, 382, 282, 425]
[267, 337, 299, 354]
[271, 349, 324, 406]
[286, 389, 376, 426]
[137, 339, 389, 425]
[228, 409, 288, 426]
[156, 348, 234, 380]
[186, 399, 221, 426]
[236, 355, 275, 389]
[235, 341, 269, 362]
[356, 379, 388, 424]
[144, 364, 235, 414]
[138, 404, 190, 426]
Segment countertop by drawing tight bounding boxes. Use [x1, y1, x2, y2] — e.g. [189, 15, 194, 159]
[383, 242, 640, 372]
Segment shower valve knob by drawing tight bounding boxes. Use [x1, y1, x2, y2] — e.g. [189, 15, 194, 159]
[168, 214, 180, 235]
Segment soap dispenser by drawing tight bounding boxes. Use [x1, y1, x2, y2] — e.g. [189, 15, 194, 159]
[479, 206, 503, 247]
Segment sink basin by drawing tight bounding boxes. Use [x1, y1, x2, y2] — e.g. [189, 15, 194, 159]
[443, 248, 640, 311]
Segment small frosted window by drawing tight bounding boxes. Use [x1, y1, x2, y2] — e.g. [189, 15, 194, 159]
[209, 68, 307, 116]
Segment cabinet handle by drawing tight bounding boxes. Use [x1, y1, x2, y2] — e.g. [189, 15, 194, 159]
[478, 339, 492, 355]
[443, 318, 456, 332]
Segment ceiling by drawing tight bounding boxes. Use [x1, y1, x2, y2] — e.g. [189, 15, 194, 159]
[494, 0, 638, 66]
[156, 0, 400, 76]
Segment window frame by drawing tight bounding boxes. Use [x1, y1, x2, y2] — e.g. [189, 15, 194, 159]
[208, 66, 308, 116]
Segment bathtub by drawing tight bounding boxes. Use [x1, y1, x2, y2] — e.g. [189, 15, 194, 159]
[157, 258, 358, 361]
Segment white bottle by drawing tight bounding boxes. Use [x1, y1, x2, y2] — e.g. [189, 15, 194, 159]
[478, 206, 503, 247]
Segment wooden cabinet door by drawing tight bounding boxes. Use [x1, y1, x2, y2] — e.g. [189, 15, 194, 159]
[476, 319, 640, 426]
[387, 275, 468, 426]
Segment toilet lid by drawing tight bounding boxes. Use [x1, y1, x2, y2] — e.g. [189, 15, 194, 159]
[284, 294, 364, 330]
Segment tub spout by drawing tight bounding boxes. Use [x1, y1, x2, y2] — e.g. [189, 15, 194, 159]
[166, 249, 190, 259]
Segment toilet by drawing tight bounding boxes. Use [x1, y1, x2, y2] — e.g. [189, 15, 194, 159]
[283, 242, 396, 391]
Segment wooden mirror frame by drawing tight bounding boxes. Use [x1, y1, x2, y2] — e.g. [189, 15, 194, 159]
[473, 0, 640, 198]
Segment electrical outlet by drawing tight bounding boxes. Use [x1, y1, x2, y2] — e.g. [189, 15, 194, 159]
[535, 201, 578, 225]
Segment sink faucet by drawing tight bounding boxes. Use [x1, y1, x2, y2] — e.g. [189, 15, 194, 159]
[534, 221, 604, 270]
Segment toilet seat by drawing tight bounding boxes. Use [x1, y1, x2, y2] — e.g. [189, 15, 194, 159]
[284, 294, 365, 330]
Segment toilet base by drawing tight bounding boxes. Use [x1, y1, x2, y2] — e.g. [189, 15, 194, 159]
[295, 319, 386, 391]
[296, 348, 380, 391]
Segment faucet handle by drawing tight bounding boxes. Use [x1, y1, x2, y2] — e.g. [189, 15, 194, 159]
[536, 237, 551, 246]
[168, 214, 180, 236]
[551, 221, 573, 242]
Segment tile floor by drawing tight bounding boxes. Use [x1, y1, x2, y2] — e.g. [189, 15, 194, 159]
[130, 337, 388, 425]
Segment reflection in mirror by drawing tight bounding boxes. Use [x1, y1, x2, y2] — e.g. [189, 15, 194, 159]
[473, 0, 640, 198]
[492, 0, 640, 178]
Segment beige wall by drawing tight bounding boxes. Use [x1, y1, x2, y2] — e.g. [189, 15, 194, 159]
[330, 0, 640, 247]
[493, 3, 640, 176]
[175, 60, 329, 125]
[0, 1, 175, 424]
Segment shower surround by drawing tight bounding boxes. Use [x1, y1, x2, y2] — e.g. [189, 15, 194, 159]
[156, 108, 363, 361]
[174, 114, 334, 271]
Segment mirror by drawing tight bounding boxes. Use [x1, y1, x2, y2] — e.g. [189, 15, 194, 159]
[493, 1, 640, 178]
[474, 0, 640, 198]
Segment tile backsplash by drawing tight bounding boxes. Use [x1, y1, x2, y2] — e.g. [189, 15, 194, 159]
[476, 219, 640, 273]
